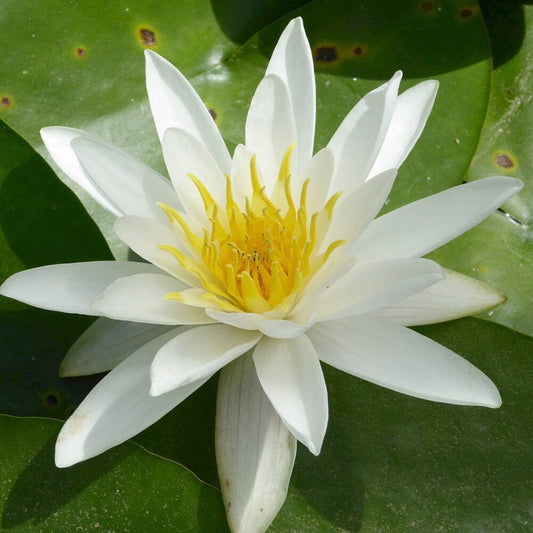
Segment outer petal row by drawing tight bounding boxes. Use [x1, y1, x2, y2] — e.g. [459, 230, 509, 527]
[216, 354, 296, 533]
[55, 329, 209, 468]
[354, 177, 523, 262]
[308, 316, 502, 408]
[375, 268, 505, 326]
[41, 127, 179, 219]
[60, 318, 176, 376]
[0, 261, 162, 315]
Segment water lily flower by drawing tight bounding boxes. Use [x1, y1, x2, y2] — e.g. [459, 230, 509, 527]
[0, 17, 522, 533]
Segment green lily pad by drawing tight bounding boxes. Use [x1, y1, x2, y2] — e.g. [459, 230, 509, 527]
[0, 119, 111, 419]
[429, 2, 533, 337]
[0, 415, 229, 532]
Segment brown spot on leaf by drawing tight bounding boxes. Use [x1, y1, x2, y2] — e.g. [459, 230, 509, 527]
[495, 153, 514, 169]
[313, 45, 338, 64]
[460, 7, 473, 18]
[1, 96, 12, 108]
[75, 46, 87, 58]
[140, 28, 157, 46]
[353, 45, 366, 57]
[420, 1, 434, 12]
[45, 394, 59, 407]
[208, 108, 217, 121]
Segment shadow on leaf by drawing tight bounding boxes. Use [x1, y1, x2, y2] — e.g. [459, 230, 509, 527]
[2, 429, 128, 529]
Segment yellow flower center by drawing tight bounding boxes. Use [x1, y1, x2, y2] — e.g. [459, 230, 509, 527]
[158, 145, 345, 314]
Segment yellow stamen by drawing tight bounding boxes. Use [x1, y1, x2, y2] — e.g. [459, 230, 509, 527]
[158, 144, 346, 314]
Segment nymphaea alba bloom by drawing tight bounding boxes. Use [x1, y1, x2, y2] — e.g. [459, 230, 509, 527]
[0, 17, 522, 533]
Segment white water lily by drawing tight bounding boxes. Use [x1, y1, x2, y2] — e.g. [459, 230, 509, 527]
[0, 17, 522, 533]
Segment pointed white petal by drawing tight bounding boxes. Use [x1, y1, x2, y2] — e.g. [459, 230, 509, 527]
[40, 127, 120, 214]
[55, 329, 208, 468]
[327, 72, 402, 195]
[266, 17, 315, 176]
[313, 258, 444, 321]
[71, 136, 180, 221]
[150, 324, 261, 395]
[245, 74, 296, 190]
[309, 316, 502, 408]
[206, 310, 264, 330]
[257, 316, 315, 339]
[206, 309, 313, 339]
[162, 127, 226, 221]
[0, 261, 161, 315]
[299, 147, 335, 215]
[355, 177, 523, 262]
[60, 318, 177, 376]
[253, 335, 328, 455]
[216, 354, 296, 533]
[374, 268, 506, 326]
[91, 273, 212, 325]
[322, 168, 397, 253]
[144, 50, 231, 173]
[114, 215, 200, 287]
[369, 80, 439, 178]
[230, 144, 254, 208]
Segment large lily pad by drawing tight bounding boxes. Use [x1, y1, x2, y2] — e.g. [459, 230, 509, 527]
[430, 1, 533, 337]
[0, 415, 229, 532]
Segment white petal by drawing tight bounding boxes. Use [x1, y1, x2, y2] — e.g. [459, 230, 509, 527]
[354, 177, 523, 262]
[230, 144, 254, 208]
[257, 317, 315, 339]
[144, 50, 231, 173]
[71, 136, 180, 220]
[60, 318, 177, 376]
[40, 127, 119, 214]
[327, 72, 402, 195]
[309, 316, 502, 408]
[91, 273, 212, 325]
[206, 309, 313, 339]
[162, 127, 226, 221]
[322, 168, 397, 253]
[374, 268, 505, 326]
[298, 147, 335, 215]
[55, 328, 208, 468]
[114, 215, 199, 287]
[0, 261, 161, 315]
[245, 74, 297, 190]
[313, 258, 444, 321]
[369, 80, 439, 178]
[206, 310, 264, 330]
[266, 17, 315, 176]
[150, 324, 261, 395]
[216, 354, 296, 533]
[253, 335, 328, 455]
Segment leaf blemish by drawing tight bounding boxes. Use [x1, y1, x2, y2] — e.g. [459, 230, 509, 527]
[46, 394, 59, 407]
[494, 152, 515, 169]
[353, 45, 366, 57]
[313, 44, 339, 64]
[420, 1, 434, 13]
[208, 107, 217, 121]
[75, 46, 87, 58]
[1, 96, 12, 108]
[140, 27, 157, 46]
